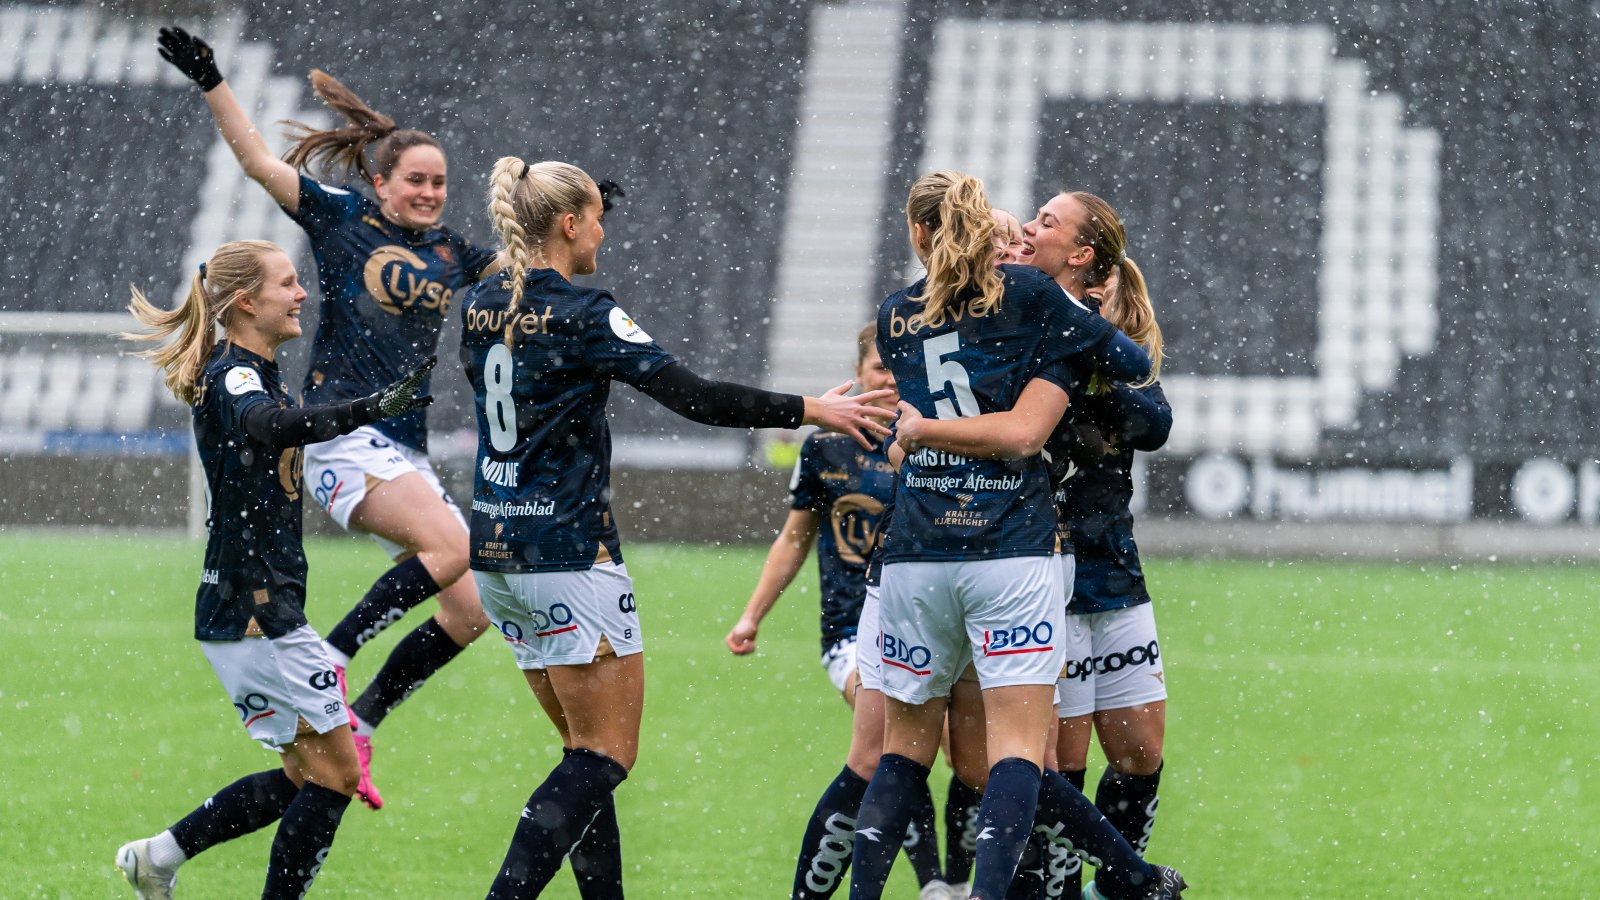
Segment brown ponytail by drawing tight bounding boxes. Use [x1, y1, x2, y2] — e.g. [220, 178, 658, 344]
[905, 170, 1004, 331]
[123, 240, 279, 404]
[281, 70, 440, 186]
[1067, 191, 1163, 384]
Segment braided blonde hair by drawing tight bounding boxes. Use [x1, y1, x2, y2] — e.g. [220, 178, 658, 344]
[905, 171, 1003, 331]
[487, 157, 595, 339]
[123, 240, 281, 404]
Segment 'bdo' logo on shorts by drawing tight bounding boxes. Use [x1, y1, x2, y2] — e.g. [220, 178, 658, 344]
[880, 631, 933, 676]
[983, 621, 1055, 657]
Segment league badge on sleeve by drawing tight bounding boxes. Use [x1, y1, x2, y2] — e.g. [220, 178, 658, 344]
[609, 307, 653, 344]
[225, 366, 266, 396]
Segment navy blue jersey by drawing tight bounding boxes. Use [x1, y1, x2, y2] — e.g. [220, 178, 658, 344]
[876, 265, 1124, 563]
[191, 344, 309, 641]
[459, 268, 676, 573]
[1050, 381, 1172, 614]
[284, 176, 497, 452]
[790, 431, 896, 652]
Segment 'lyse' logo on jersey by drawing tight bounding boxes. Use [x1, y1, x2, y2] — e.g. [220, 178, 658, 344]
[363, 245, 454, 316]
[983, 621, 1055, 657]
[880, 631, 933, 676]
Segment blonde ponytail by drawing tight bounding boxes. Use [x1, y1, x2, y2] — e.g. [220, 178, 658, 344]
[905, 170, 1004, 330]
[123, 240, 279, 404]
[1104, 256, 1163, 385]
[1065, 191, 1162, 387]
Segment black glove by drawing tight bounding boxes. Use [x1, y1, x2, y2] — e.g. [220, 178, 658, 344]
[157, 26, 224, 91]
[1060, 422, 1110, 468]
[367, 357, 436, 419]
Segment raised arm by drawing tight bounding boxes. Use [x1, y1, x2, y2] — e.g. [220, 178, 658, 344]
[158, 27, 301, 212]
[725, 509, 821, 656]
[894, 376, 1070, 460]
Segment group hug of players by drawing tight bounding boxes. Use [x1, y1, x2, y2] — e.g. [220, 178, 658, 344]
[113, 25, 1184, 900]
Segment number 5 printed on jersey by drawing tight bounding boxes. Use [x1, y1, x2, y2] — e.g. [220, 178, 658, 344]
[924, 332, 976, 419]
[485, 343, 517, 451]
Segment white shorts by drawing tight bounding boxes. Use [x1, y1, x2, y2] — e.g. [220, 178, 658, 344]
[855, 584, 882, 692]
[201, 625, 348, 750]
[876, 556, 1067, 705]
[1055, 603, 1167, 719]
[475, 562, 643, 669]
[821, 637, 859, 695]
[304, 426, 467, 557]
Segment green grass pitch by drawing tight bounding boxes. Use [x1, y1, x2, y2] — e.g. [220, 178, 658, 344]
[2, 532, 1594, 896]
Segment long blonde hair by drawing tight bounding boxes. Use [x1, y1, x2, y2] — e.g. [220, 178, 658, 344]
[1068, 191, 1163, 384]
[486, 156, 595, 334]
[123, 240, 280, 404]
[905, 170, 1003, 331]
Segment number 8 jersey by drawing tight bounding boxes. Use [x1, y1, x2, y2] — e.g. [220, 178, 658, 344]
[458, 268, 675, 573]
[876, 264, 1134, 563]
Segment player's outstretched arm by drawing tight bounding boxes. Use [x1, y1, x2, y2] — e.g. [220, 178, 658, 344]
[157, 26, 300, 212]
[801, 381, 896, 451]
[894, 377, 1070, 460]
[725, 509, 820, 656]
[637, 365, 895, 451]
[239, 357, 434, 452]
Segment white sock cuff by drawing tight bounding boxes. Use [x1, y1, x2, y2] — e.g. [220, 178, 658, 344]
[148, 830, 186, 870]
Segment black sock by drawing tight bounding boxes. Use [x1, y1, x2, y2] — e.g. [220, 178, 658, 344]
[1034, 769, 1155, 899]
[901, 774, 944, 887]
[1042, 770, 1086, 900]
[944, 774, 982, 886]
[324, 556, 441, 660]
[793, 766, 869, 899]
[168, 769, 298, 859]
[848, 754, 930, 900]
[1095, 763, 1161, 857]
[488, 749, 629, 899]
[1005, 826, 1047, 900]
[262, 783, 351, 900]
[970, 758, 1041, 900]
[567, 749, 625, 900]
[349, 618, 465, 728]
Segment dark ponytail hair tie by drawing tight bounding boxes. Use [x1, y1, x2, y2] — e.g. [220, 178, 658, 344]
[198, 262, 208, 280]
[597, 179, 625, 213]
[517, 161, 530, 181]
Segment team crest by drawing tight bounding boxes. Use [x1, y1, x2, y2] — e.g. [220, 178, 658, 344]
[437, 244, 455, 265]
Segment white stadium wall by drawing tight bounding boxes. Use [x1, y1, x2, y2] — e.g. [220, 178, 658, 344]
[2, 0, 1597, 553]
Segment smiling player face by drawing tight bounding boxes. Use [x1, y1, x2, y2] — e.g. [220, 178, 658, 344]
[1020, 193, 1090, 280]
[246, 251, 308, 347]
[375, 144, 448, 231]
[992, 209, 1025, 264]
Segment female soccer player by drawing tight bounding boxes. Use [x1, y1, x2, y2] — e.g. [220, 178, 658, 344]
[115, 240, 429, 898]
[723, 326, 956, 899]
[460, 156, 895, 898]
[1037, 198, 1170, 899]
[847, 172, 1184, 900]
[158, 26, 500, 809]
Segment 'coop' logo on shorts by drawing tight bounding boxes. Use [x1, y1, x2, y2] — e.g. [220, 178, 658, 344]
[880, 632, 932, 676]
[983, 621, 1055, 657]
